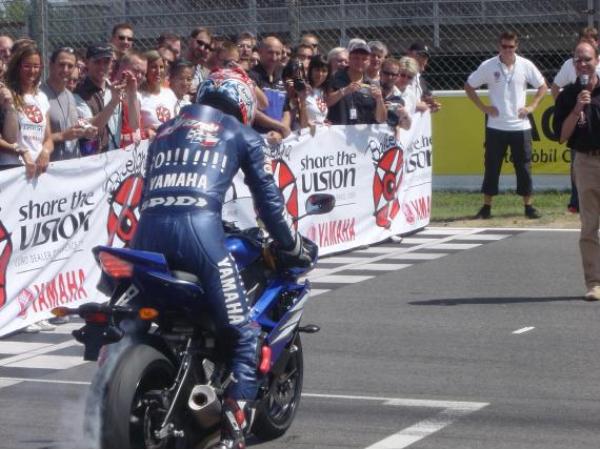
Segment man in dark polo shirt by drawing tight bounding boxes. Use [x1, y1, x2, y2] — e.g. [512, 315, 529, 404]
[326, 38, 386, 125]
[248, 35, 291, 141]
[554, 40, 600, 301]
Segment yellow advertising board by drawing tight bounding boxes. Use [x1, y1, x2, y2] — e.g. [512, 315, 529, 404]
[431, 93, 570, 175]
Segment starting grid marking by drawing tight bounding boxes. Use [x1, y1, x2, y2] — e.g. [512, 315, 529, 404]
[0, 227, 518, 375]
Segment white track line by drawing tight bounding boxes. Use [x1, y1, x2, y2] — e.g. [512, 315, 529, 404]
[512, 326, 535, 335]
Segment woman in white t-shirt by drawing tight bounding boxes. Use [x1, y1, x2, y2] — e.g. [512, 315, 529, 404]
[0, 44, 53, 179]
[300, 55, 330, 129]
[140, 50, 178, 139]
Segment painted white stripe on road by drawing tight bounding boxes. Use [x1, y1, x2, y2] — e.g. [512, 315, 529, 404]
[420, 228, 480, 235]
[5, 355, 86, 370]
[0, 340, 79, 367]
[0, 377, 90, 388]
[512, 326, 535, 335]
[310, 289, 331, 297]
[0, 341, 53, 354]
[452, 234, 509, 241]
[355, 246, 408, 254]
[310, 274, 374, 284]
[0, 378, 23, 389]
[320, 256, 371, 264]
[353, 263, 412, 271]
[400, 237, 440, 244]
[302, 392, 488, 449]
[429, 243, 482, 250]
[49, 322, 84, 334]
[384, 252, 447, 260]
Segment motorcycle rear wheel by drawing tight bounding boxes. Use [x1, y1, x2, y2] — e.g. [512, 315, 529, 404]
[99, 344, 177, 448]
[252, 335, 304, 440]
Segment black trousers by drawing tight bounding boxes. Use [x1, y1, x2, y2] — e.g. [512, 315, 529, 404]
[481, 128, 533, 197]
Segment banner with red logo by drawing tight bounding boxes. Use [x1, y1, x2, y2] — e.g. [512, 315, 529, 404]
[0, 113, 431, 336]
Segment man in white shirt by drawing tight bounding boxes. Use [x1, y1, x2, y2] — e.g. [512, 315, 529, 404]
[465, 31, 547, 219]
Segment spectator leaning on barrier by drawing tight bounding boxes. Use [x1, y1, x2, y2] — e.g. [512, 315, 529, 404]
[553, 40, 600, 301]
[250, 48, 260, 69]
[326, 38, 386, 125]
[236, 31, 256, 71]
[407, 42, 441, 113]
[0, 44, 53, 180]
[41, 47, 98, 161]
[169, 59, 193, 115]
[380, 58, 411, 131]
[113, 49, 145, 148]
[140, 50, 177, 140]
[248, 36, 292, 142]
[465, 31, 547, 220]
[187, 27, 213, 96]
[327, 47, 349, 75]
[281, 43, 292, 69]
[294, 43, 314, 76]
[157, 32, 182, 60]
[300, 54, 330, 128]
[74, 43, 136, 153]
[366, 40, 388, 84]
[0, 35, 12, 80]
[394, 56, 419, 116]
[301, 33, 320, 55]
[110, 23, 135, 58]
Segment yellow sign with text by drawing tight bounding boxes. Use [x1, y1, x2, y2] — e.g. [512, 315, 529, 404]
[431, 93, 570, 175]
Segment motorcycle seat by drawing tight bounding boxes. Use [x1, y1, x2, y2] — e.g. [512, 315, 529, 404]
[171, 270, 200, 284]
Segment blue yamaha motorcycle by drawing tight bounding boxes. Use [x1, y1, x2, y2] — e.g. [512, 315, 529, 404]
[52, 193, 335, 448]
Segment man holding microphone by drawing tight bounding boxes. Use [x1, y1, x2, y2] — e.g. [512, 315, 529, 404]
[554, 40, 600, 301]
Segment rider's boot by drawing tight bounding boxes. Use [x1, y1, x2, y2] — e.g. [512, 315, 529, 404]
[213, 399, 248, 449]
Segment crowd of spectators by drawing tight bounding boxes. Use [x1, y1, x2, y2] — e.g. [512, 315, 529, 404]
[0, 24, 441, 181]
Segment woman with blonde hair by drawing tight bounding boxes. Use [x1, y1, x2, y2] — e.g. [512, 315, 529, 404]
[395, 56, 419, 115]
[140, 49, 177, 139]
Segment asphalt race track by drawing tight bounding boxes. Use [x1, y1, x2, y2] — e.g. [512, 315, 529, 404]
[1, 227, 598, 448]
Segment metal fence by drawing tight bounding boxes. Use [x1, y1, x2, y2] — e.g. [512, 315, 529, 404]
[1, 0, 598, 89]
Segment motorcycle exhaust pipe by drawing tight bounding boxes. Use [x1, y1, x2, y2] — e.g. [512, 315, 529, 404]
[187, 384, 222, 428]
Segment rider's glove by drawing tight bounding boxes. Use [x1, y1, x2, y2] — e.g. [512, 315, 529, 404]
[272, 235, 316, 270]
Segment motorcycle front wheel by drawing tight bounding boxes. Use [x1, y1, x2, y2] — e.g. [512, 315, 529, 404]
[98, 344, 177, 448]
[252, 335, 304, 440]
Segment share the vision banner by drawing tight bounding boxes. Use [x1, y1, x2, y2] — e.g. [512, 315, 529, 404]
[0, 112, 432, 336]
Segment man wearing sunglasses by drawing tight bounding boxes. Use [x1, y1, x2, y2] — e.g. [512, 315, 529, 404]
[465, 31, 547, 220]
[187, 27, 213, 96]
[554, 41, 600, 301]
[110, 23, 135, 56]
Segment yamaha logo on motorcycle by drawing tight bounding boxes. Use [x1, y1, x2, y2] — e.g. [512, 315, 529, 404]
[51, 194, 335, 448]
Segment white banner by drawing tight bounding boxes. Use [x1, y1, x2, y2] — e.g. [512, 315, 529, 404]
[0, 112, 431, 336]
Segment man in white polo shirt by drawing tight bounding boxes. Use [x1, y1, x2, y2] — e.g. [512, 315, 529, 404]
[465, 31, 547, 219]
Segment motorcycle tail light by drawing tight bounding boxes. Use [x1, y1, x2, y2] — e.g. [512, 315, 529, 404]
[259, 345, 272, 374]
[99, 251, 133, 278]
[83, 312, 109, 325]
[138, 307, 159, 321]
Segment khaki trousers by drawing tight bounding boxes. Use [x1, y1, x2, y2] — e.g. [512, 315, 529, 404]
[574, 152, 600, 289]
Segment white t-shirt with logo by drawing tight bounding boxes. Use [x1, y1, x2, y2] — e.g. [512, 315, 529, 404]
[18, 91, 50, 161]
[305, 87, 328, 124]
[553, 57, 600, 88]
[140, 87, 178, 130]
[466, 55, 545, 131]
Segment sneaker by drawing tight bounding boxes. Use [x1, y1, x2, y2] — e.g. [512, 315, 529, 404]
[23, 323, 41, 333]
[474, 205, 491, 219]
[36, 320, 56, 332]
[567, 205, 579, 214]
[524, 206, 541, 219]
[585, 286, 600, 301]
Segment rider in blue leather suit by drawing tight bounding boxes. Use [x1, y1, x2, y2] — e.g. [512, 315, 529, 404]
[132, 68, 306, 448]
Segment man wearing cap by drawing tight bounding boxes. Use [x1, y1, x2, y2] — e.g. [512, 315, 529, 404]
[465, 31, 547, 220]
[74, 43, 139, 153]
[407, 42, 441, 113]
[326, 38, 386, 125]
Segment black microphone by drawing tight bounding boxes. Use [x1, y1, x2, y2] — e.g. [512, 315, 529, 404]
[580, 74, 590, 87]
[579, 74, 591, 127]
